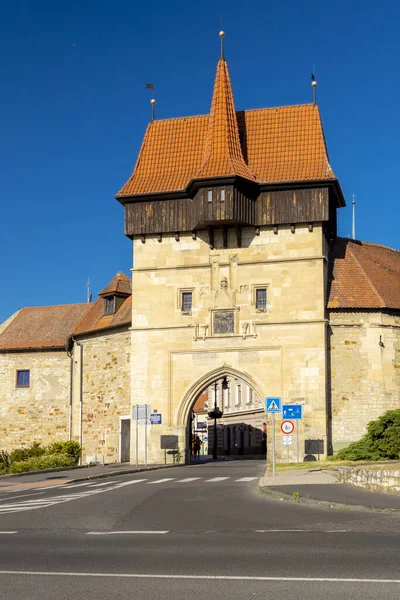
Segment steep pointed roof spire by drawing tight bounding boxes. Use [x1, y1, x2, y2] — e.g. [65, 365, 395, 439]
[196, 33, 256, 183]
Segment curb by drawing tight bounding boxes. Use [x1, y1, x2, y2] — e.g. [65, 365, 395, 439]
[258, 480, 400, 515]
[0, 463, 95, 479]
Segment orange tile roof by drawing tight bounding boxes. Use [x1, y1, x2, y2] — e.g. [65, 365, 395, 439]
[197, 59, 256, 182]
[73, 272, 132, 335]
[117, 59, 335, 197]
[0, 304, 90, 351]
[99, 271, 132, 297]
[72, 296, 132, 336]
[328, 238, 400, 310]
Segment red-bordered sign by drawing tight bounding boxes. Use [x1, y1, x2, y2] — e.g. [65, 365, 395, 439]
[281, 420, 295, 434]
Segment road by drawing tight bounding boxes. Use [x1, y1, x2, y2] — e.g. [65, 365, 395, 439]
[0, 462, 399, 599]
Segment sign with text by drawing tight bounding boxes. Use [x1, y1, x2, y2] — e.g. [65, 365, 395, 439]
[132, 404, 151, 421]
[281, 420, 295, 434]
[150, 413, 162, 425]
[282, 435, 293, 446]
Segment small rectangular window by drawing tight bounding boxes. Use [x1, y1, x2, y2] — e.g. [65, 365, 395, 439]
[220, 189, 225, 202]
[105, 297, 115, 314]
[256, 288, 267, 310]
[181, 292, 192, 313]
[16, 370, 30, 388]
[207, 190, 213, 203]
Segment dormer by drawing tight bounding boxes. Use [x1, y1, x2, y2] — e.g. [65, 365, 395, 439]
[98, 272, 132, 316]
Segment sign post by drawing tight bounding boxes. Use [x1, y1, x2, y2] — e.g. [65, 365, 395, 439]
[266, 397, 281, 478]
[132, 404, 151, 466]
[282, 404, 303, 463]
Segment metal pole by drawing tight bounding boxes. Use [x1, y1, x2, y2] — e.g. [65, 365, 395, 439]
[135, 404, 139, 467]
[145, 404, 148, 468]
[296, 427, 299, 463]
[213, 382, 218, 460]
[286, 443, 289, 463]
[272, 413, 276, 478]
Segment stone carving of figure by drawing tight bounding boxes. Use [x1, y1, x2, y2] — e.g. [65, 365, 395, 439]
[220, 276, 228, 289]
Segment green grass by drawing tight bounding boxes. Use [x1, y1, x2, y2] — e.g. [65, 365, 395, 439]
[268, 459, 400, 472]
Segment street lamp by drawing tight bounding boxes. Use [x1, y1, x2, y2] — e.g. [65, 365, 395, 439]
[208, 376, 228, 460]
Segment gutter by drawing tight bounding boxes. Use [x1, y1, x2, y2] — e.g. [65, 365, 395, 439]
[71, 336, 84, 464]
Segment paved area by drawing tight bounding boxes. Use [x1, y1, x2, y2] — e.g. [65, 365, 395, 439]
[260, 467, 400, 511]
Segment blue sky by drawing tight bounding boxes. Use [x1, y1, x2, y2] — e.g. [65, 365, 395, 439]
[1, 0, 399, 322]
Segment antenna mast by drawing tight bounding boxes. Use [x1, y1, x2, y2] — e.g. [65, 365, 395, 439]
[86, 276, 91, 303]
[352, 194, 356, 240]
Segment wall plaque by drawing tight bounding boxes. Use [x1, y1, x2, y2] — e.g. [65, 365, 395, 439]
[213, 311, 235, 335]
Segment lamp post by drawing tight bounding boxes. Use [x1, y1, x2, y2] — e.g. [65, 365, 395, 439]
[208, 376, 228, 460]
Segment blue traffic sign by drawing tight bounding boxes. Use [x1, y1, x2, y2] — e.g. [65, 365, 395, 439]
[150, 413, 162, 425]
[282, 404, 303, 420]
[265, 397, 281, 413]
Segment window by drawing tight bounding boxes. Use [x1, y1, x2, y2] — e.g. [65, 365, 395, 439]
[105, 297, 115, 315]
[181, 291, 192, 313]
[16, 370, 30, 388]
[220, 189, 225, 202]
[255, 288, 267, 310]
[236, 383, 242, 406]
[207, 190, 213, 203]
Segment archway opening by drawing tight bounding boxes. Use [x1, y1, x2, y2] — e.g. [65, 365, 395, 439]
[187, 374, 267, 464]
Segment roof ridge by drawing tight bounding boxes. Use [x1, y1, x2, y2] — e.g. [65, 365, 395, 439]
[347, 243, 385, 307]
[21, 303, 89, 311]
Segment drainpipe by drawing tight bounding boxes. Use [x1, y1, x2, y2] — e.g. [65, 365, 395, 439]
[66, 341, 73, 442]
[71, 336, 84, 464]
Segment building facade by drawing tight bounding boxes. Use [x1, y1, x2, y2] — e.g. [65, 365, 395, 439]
[0, 39, 399, 464]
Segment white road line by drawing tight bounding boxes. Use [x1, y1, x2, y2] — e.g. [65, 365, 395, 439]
[175, 478, 201, 483]
[114, 479, 148, 488]
[87, 531, 169, 535]
[235, 477, 258, 482]
[255, 529, 311, 533]
[64, 483, 97, 489]
[0, 491, 46, 502]
[205, 477, 230, 483]
[36, 485, 67, 490]
[90, 481, 122, 487]
[0, 571, 399, 583]
[147, 478, 175, 485]
[0, 531, 18, 534]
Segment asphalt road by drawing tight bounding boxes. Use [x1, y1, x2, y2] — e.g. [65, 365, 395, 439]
[0, 462, 399, 599]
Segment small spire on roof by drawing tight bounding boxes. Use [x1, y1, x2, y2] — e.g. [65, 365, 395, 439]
[219, 30, 225, 60]
[311, 72, 317, 106]
[150, 98, 156, 121]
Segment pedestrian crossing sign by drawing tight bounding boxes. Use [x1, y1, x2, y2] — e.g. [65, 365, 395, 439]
[265, 397, 281, 413]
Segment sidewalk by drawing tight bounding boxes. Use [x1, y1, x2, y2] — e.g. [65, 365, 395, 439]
[259, 467, 400, 512]
[0, 462, 181, 493]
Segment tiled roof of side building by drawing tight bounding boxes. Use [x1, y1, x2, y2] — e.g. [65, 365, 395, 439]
[73, 273, 132, 336]
[0, 304, 91, 351]
[328, 238, 400, 310]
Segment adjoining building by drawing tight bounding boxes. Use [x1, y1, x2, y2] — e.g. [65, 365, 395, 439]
[0, 34, 399, 463]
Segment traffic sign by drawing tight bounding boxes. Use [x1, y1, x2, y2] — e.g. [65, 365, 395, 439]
[282, 435, 293, 446]
[281, 420, 295, 434]
[265, 397, 281, 413]
[132, 404, 151, 420]
[282, 404, 303, 420]
[150, 413, 162, 425]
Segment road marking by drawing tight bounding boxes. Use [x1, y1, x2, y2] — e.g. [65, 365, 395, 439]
[0, 491, 46, 502]
[147, 478, 175, 485]
[114, 480, 147, 488]
[0, 531, 18, 535]
[255, 529, 311, 533]
[205, 477, 230, 483]
[87, 531, 169, 535]
[90, 482, 122, 487]
[0, 571, 399, 583]
[65, 483, 97, 489]
[235, 477, 258, 482]
[175, 478, 201, 483]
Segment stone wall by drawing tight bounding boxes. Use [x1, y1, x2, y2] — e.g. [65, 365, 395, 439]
[329, 311, 400, 451]
[130, 224, 330, 464]
[0, 350, 71, 451]
[71, 328, 131, 464]
[337, 466, 400, 494]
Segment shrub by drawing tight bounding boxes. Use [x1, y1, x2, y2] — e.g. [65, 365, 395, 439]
[48, 441, 81, 465]
[335, 409, 400, 461]
[10, 441, 46, 463]
[8, 453, 76, 474]
[0, 450, 11, 471]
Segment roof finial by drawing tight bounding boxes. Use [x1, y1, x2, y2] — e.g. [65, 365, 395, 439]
[150, 98, 156, 121]
[352, 193, 356, 240]
[219, 30, 225, 60]
[311, 71, 317, 106]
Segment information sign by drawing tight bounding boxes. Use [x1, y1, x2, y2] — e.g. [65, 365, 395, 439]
[282, 435, 293, 446]
[150, 413, 162, 425]
[282, 404, 303, 420]
[265, 397, 281, 413]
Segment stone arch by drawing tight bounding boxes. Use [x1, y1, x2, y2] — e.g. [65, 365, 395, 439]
[177, 364, 266, 428]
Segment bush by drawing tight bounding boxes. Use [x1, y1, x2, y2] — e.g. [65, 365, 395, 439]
[48, 441, 81, 465]
[8, 453, 76, 474]
[10, 441, 46, 463]
[0, 450, 11, 471]
[335, 409, 400, 461]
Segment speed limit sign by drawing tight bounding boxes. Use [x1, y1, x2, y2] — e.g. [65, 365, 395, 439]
[281, 420, 295, 434]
